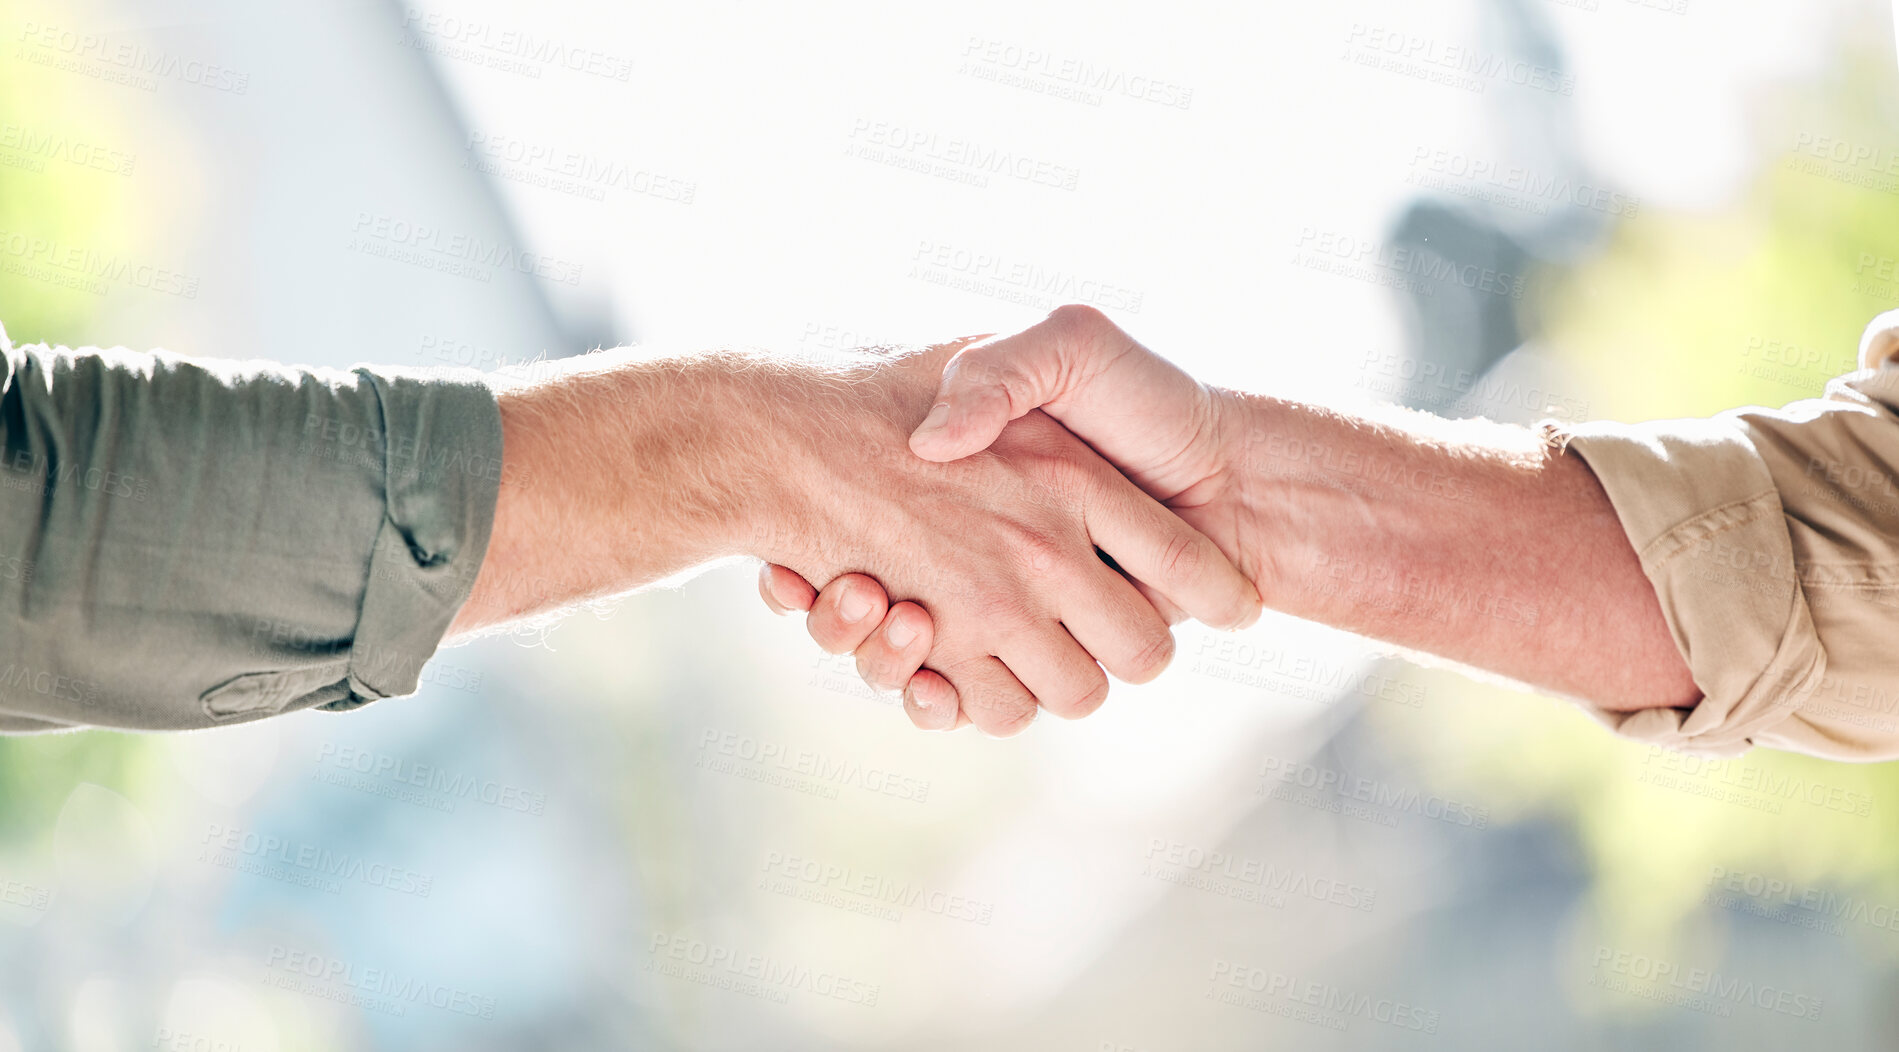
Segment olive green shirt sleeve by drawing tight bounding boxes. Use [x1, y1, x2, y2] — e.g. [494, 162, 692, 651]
[0, 324, 503, 732]
[1546, 310, 1899, 762]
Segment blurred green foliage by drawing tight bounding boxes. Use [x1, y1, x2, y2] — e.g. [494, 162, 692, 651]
[0, 35, 162, 844]
[1391, 25, 1899, 959]
[0, 49, 134, 347]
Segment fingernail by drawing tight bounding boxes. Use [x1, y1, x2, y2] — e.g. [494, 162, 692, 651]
[840, 589, 873, 623]
[908, 685, 931, 711]
[885, 617, 918, 648]
[915, 402, 951, 435]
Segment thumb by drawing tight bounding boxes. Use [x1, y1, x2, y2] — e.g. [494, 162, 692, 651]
[909, 328, 1074, 463]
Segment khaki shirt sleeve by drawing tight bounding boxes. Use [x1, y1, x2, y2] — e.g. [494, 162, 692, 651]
[0, 324, 503, 732]
[1548, 312, 1899, 761]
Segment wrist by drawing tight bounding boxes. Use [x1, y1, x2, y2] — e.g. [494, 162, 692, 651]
[1191, 389, 1286, 591]
[493, 352, 782, 589]
[725, 341, 966, 570]
[710, 361, 829, 565]
[451, 340, 953, 634]
[620, 352, 839, 568]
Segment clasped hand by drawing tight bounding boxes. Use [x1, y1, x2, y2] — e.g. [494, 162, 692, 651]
[755, 305, 1262, 735]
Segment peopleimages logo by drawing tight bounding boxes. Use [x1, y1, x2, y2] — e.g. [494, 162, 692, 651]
[0, 662, 100, 706]
[0, 876, 50, 911]
[1192, 632, 1427, 708]
[1143, 838, 1378, 912]
[397, 8, 633, 81]
[0, 229, 199, 299]
[1589, 946, 1823, 1021]
[1358, 348, 1591, 421]
[647, 932, 880, 1007]
[1343, 23, 1575, 96]
[957, 36, 1194, 109]
[1638, 747, 1872, 817]
[1703, 866, 1899, 937]
[1293, 226, 1527, 299]
[348, 212, 584, 286]
[264, 945, 497, 1019]
[199, 824, 434, 896]
[1208, 959, 1440, 1033]
[1258, 755, 1490, 829]
[759, 849, 994, 924]
[697, 728, 931, 802]
[846, 117, 1081, 191]
[1405, 145, 1639, 217]
[908, 240, 1145, 313]
[0, 122, 136, 175]
[16, 22, 252, 93]
[314, 742, 544, 815]
[463, 131, 697, 204]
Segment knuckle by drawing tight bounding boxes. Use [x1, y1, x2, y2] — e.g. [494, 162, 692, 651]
[1220, 592, 1263, 631]
[1049, 450, 1097, 492]
[978, 701, 1037, 738]
[1010, 530, 1067, 581]
[946, 345, 999, 382]
[1009, 446, 1091, 505]
[1048, 675, 1109, 719]
[950, 350, 1027, 406]
[1123, 629, 1177, 684]
[1047, 302, 1108, 337]
[994, 365, 1040, 411]
[1158, 531, 1206, 583]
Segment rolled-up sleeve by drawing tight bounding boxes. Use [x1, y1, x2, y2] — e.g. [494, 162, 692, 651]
[0, 325, 503, 732]
[1548, 311, 1899, 761]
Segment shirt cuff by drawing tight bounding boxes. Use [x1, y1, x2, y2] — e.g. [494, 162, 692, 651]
[0, 712, 80, 734]
[1545, 415, 1825, 758]
[317, 368, 504, 713]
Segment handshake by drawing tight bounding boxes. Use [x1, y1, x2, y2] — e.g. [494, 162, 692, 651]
[754, 304, 1268, 736]
[459, 302, 1693, 739]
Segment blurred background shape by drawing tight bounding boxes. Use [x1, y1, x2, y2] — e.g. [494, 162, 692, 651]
[2, 0, 1897, 1048]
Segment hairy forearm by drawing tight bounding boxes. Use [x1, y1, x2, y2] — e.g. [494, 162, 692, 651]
[447, 350, 784, 635]
[444, 342, 968, 638]
[1226, 395, 1698, 712]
